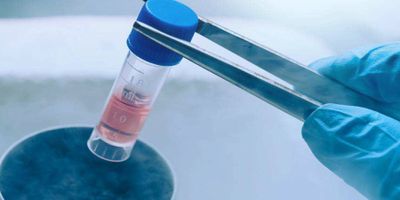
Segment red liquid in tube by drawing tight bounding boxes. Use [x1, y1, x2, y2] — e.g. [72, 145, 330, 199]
[97, 95, 150, 144]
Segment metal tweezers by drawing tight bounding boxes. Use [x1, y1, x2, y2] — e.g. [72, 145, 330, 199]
[132, 16, 400, 122]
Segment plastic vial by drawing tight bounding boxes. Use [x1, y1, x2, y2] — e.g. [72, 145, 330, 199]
[87, 0, 198, 162]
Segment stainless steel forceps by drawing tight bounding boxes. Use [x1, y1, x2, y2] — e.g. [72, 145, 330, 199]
[132, 15, 400, 122]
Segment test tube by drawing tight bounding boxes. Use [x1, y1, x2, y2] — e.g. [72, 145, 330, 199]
[87, 0, 198, 162]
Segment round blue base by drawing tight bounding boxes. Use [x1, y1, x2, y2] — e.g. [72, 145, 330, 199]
[0, 127, 174, 200]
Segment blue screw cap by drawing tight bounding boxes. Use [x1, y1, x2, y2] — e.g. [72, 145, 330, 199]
[127, 0, 198, 66]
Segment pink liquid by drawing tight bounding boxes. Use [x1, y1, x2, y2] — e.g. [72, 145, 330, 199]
[97, 95, 150, 144]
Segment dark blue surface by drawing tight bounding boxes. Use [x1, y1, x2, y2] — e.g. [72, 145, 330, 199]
[127, 0, 198, 66]
[0, 127, 174, 200]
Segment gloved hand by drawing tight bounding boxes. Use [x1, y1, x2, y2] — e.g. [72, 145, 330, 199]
[302, 42, 400, 200]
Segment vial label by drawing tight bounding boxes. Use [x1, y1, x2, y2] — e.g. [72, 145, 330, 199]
[121, 77, 150, 107]
[122, 87, 136, 104]
[97, 95, 150, 143]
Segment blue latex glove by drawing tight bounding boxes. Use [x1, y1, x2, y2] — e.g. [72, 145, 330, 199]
[302, 42, 400, 200]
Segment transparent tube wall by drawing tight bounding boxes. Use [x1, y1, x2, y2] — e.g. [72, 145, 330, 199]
[88, 51, 171, 162]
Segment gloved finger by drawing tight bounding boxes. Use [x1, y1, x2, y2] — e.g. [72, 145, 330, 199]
[302, 103, 400, 200]
[309, 42, 400, 103]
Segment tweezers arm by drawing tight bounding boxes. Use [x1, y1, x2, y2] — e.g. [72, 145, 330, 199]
[196, 18, 370, 105]
[197, 18, 400, 121]
[133, 21, 320, 121]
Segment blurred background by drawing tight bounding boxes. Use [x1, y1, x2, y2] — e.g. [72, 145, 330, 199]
[0, 0, 399, 199]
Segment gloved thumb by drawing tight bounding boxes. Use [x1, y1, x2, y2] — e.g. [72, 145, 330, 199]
[309, 42, 400, 103]
[302, 103, 400, 200]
